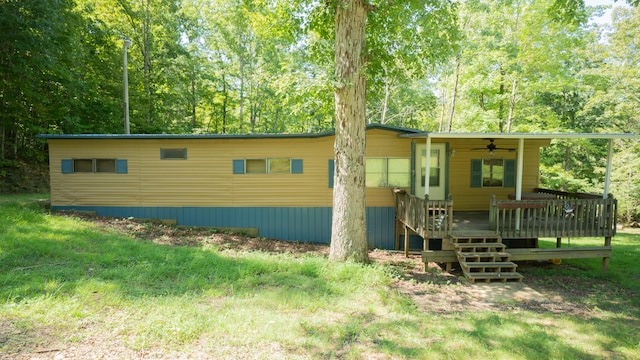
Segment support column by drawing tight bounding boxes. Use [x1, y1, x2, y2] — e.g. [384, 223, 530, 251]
[603, 139, 613, 199]
[515, 138, 524, 230]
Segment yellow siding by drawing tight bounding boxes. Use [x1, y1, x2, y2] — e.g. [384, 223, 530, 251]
[446, 138, 549, 210]
[49, 129, 417, 208]
[47, 133, 549, 211]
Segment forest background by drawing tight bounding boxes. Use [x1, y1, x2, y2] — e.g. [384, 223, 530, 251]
[1, 0, 638, 222]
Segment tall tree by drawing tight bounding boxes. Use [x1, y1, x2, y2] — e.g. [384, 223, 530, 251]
[329, 0, 371, 262]
[326, 0, 458, 261]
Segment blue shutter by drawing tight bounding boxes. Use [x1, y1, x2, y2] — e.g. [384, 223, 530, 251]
[116, 159, 128, 174]
[504, 159, 516, 187]
[233, 159, 245, 174]
[61, 159, 73, 174]
[328, 159, 335, 188]
[470, 159, 482, 188]
[291, 159, 303, 174]
[410, 142, 416, 195]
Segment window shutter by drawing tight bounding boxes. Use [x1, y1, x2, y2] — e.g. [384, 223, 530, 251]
[470, 159, 482, 188]
[410, 142, 416, 195]
[233, 159, 245, 174]
[291, 159, 303, 174]
[61, 159, 73, 174]
[504, 159, 516, 187]
[328, 159, 335, 188]
[116, 159, 128, 174]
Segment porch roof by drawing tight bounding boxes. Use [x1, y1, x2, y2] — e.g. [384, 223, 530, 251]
[399, 132, 639, 140]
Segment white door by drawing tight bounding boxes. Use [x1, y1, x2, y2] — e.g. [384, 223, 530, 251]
[415, 143, 446, 200]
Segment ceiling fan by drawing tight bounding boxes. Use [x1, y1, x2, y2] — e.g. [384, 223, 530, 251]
[471, 139, 515, 153]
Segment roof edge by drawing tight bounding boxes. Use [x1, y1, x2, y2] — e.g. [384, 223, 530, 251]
[36, 123, 422, 140]
[399, 132, 639, 140]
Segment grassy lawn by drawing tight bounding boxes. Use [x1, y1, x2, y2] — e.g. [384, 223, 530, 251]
[1, 194, 639, 359]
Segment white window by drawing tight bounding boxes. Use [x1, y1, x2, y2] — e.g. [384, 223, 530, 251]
[483, 158, 504, 187]
[366, 158, 410, 188]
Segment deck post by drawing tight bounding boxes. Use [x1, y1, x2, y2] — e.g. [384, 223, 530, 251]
[602, 236, 612, 272]
[404, 225, 409, 258]
[515, 138, 525, 231]
[394, 218, 401, 250]
[603, 139, 613, 199]
[489, 195, 497, 230]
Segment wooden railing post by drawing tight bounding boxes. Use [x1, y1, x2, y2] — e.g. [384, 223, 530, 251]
[489, 195, 497, 230]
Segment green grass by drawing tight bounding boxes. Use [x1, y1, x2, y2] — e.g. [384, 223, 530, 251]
[1, 194, 639, 359]
[537, 234, 640, 294]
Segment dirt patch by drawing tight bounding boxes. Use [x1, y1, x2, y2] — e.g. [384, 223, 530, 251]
[62, 212, 331, 256]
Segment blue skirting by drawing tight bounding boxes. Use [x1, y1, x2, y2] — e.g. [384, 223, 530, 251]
[51, 205, 397, 250]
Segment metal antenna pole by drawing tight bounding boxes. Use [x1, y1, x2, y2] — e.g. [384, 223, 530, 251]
[123, 37, 132, 134]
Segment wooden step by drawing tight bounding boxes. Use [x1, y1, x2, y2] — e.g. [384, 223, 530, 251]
[459, 261, 518, 273]
[454, 243, 506, 252]
[450, 234, 524, 283]
[465, 272, 524, 283]
[457, 252, 511, 262]
[452, 237, 501, 244]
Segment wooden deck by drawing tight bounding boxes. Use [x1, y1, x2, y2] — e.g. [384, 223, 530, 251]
[392, 188, 616, 279]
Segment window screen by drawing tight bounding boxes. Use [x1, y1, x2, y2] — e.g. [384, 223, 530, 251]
[246, 159, 267, 173]
[161, 148, 187, 160]
[73, 159, 93, 173]
[96, 159, 116, 173]
[269, 158, 290, 173]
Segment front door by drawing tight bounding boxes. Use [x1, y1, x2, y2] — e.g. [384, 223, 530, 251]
[415, 143, 447, 200]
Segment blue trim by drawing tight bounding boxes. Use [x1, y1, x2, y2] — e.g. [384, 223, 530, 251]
[444, 143, 450, 198]
[116, 159, 128, 174]
[50, 205, 397, 249]
[470, 159, 482, 188]
[61, 159, 73, 174]
[291, 159, 303, 174]
[504, 159, 516, 187]
[233, 160, 245, 174]
[328, 159, 335, 188]
[410, 142, 416, 195]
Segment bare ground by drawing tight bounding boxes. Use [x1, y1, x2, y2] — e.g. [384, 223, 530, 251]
[3, 213, 639, 359]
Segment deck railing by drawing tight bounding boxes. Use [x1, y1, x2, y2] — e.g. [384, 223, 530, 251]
[491, 195, 617, 238]
[534, 187, 603, 200]
[393, 189, 454, 240]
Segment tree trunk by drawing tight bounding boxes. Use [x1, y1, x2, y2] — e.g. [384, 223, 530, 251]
[330, 0, 369, 263]
[447, 59, 461, 132]
[380, 69, 390, 124]
[143, 0, 152, 126]
[239, 56, 245, 132]
[190, 70, 197, 129]
[222, 74, 228, 134]
[506, 77, 517, 132]
[498, 66, 505, 132]
[439, 87, 446, 132]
